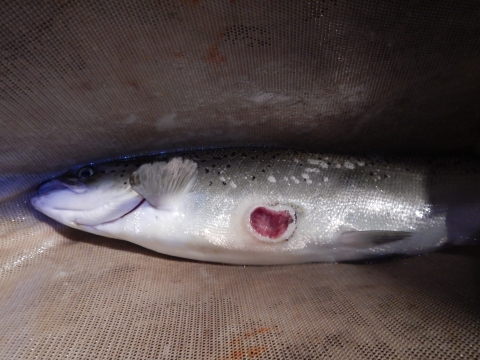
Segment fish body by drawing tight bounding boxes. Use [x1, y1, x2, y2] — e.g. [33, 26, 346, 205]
[31, 148, 480, 265]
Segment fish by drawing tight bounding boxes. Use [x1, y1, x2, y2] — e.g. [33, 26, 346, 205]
[30, 148, 480, 265]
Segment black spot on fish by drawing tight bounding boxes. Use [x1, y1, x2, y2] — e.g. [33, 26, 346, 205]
[217, 171, 221, 175]
[261, 169, 265, 172]
[252, 176, 256, 180]
[208, 181, 212, 186]
[222, 181, 227, 185]
[205, 168, 209, 173]
[370, 172, 374, 176]
[267, 164, 271, 167]
[226, 164, 231, 168]
[212, 164, 216, 168]
[123, 182, 127, 185]
[231, 152, 236, 157]
[120, 174, 124, 177]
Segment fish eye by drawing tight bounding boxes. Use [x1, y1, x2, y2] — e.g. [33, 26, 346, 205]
[77, 167, 94, 179]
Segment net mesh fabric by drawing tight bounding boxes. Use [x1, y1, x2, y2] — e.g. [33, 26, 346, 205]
[1, 1, 479, 359]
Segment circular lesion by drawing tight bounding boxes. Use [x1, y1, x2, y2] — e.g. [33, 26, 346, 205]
[247, 204, 297, 243]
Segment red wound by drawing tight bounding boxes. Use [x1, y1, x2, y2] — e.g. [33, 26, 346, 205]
[250, 206, 294, 239]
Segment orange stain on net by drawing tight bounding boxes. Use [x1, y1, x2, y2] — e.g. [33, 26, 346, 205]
[246, 327, 269, 337]
[224, 327, 270, 359]
[205, 45, 227, 65]
[173, 52, 185, 59]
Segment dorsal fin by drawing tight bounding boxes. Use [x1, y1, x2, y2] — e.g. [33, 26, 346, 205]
[130, 157, 197, 210]
[338, 230, 413, 248]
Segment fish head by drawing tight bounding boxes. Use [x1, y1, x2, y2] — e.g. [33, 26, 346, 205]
[31, 161, 144, 227]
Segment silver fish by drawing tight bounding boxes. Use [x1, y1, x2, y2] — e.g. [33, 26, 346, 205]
[31, 148, 480, 265]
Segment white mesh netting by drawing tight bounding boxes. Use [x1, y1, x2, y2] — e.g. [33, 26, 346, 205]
[1, 1, 479, 359]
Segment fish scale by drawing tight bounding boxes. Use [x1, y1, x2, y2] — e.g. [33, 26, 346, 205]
[31, 148, 480, 265]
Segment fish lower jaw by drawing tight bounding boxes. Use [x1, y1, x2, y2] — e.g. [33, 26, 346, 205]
[74, 199, 146, 228]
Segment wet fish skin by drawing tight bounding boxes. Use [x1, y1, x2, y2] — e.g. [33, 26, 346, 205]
[30, 148, 480, 265]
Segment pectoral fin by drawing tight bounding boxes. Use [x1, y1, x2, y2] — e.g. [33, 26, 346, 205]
[130, 157, 197, 210]
[338, 230, 413, 248]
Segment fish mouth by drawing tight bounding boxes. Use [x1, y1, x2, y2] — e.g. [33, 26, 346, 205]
[37, 179, 87, 195]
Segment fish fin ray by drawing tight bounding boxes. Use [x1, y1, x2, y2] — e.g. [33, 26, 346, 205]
[130, 157, 197, 209]
[339, 230, 413, 248]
